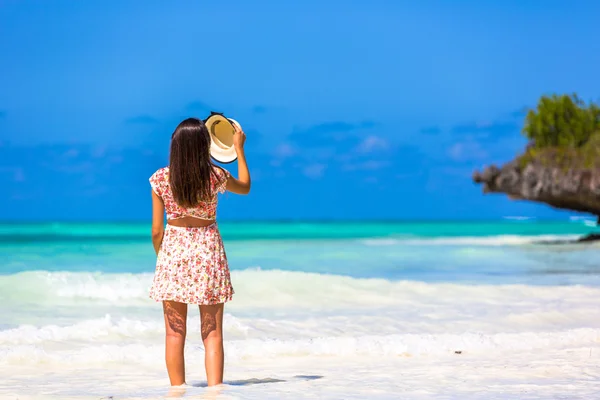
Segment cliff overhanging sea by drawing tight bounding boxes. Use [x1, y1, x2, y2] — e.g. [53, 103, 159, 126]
[473, 93, 600, 241]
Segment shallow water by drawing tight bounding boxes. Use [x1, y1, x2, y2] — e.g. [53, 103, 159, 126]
[1, 221, 600, 399]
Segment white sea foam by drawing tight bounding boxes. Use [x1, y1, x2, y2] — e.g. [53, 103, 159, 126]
[2, 329, 599, 366]
[362, 234, 584, 246]
[226, 329, 600, 359]
[0, 270, 155, 303]
[3, 270, 600, 398]
[0, 315, 160, 345]
[3, 271, 600, 348]
[503, 216, 535, 220]
[570, 216, 596, 221]
[0, 314, 254, 345]
[3, 269, 600, 311]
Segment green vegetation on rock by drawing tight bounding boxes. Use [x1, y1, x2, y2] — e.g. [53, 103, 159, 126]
[519, 94, 600, 169]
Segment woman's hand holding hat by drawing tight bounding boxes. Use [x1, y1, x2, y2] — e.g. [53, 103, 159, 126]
[233, 123, 246, 150]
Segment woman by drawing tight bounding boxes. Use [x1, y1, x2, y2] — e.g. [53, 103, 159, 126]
[148, 117, 250, 387]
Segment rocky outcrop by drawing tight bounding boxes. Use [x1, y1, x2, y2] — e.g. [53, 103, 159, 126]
[473, 159, 600, 218]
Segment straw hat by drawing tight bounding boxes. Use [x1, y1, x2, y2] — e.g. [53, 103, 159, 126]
[203, 111, 241, 164]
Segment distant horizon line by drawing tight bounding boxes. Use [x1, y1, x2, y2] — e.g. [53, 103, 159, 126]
[0, 217, 595, 224]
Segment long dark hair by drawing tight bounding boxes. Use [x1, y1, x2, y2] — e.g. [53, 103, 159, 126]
[169, 118, 218, 207]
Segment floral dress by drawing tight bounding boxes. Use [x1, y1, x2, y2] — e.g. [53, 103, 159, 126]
[148, 166, 234, 305]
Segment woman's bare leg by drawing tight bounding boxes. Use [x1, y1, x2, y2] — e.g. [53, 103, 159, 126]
[199, 303, 224, 386]
[163, 300, 188, 386]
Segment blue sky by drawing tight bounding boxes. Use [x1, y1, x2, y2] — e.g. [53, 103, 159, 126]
[1, 0, 599, 220]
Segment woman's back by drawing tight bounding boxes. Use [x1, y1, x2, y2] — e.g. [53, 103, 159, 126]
[149, 165, 230, 221]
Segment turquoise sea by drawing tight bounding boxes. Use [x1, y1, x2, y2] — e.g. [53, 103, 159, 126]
[2, 220, 600, 399]
[2, 220, 600, 282]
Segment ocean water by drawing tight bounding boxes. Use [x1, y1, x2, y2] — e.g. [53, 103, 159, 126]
[2, 220, 600, 399]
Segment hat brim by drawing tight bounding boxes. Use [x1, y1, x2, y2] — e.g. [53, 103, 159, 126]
[210, 142, 238, 163]
[205, 114, 238, 164]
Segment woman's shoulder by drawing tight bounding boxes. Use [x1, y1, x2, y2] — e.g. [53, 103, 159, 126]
[211, 165, 230, 194]
[151, 166, 169, 179]
[211, 165, 230, 179]
[149, 167, 170, 193]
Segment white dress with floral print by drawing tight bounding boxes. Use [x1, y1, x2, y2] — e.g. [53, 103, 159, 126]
[148, 166, 234, 305]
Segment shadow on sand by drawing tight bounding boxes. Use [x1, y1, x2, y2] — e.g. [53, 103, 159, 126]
[191, 374, 323, 388]
[165, 375, 323, 398]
